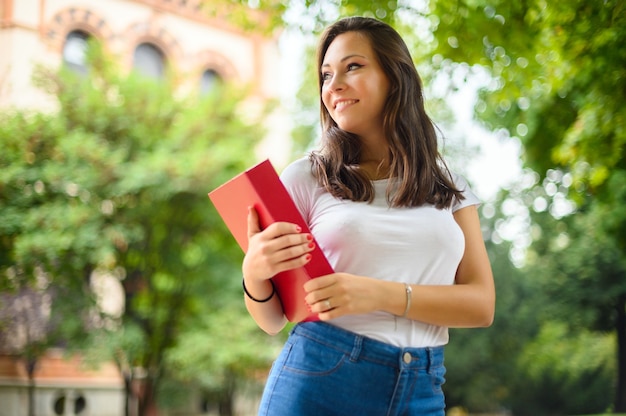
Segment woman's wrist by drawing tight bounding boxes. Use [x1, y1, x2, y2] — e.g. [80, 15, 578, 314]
[380, 280, 413, 318]
[242, 278, 275, 303]
[401, 283, 412, 318]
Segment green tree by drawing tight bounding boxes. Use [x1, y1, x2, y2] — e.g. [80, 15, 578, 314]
[520, 173, 626, 413]
[0, 45, 266, 415]
[445, 233, 541, 412]
[425, 0, 626, 410]
[489, 173, 620, 414]
[164, 304, 287, 414]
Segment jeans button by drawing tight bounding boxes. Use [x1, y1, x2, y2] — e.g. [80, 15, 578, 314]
[403, 352, 411, 364]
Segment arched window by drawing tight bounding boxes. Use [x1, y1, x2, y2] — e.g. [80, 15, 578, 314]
[62, 30, 90, 74]
[133, 43, 165, 79]
[200, 69, 222, 95]
[74, 394, 86, 414]
[53, 394, 66, 415]
[52, 391, 87, 415]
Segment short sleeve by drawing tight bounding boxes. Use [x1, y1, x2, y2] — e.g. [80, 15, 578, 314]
[451, 172, 480, 212]
[279, 157, 318, 222]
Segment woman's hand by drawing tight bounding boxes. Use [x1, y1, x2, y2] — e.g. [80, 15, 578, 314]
[242, 206, 315, 335]
[303, 273, 387, 320]
[242, 206, 315, 289]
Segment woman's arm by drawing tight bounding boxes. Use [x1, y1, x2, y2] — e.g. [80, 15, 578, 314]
[304, 205, 495, 328]
[242, 206, 315, 335]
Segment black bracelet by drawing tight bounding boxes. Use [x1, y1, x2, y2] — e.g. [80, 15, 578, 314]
[242, 279, 275, 303]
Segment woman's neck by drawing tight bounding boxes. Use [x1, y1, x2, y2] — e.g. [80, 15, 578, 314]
[359, 158, 390, 180]
[357, 134, 391, 179]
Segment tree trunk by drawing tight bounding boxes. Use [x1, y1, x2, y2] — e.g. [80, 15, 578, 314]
[138, 376, 159, 416]
[123, 374, 132, 416]
[219, 370, 236, 416]
[26, 357, 37, 416]
[218, 393, 234, 416]
[615, 294, 626, 412]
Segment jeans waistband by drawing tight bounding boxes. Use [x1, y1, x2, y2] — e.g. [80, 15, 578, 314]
[292, 322, 444, 371]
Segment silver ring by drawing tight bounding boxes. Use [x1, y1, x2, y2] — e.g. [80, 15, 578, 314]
[325, 299, 331, 310]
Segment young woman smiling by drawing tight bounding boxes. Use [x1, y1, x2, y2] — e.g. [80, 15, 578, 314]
[242, 16, 495, 416]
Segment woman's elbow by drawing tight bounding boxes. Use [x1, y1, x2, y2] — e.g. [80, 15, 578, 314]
[263, 326, 284, 336]
[478, 298, 496, 327]
[478, 310, 495, 327]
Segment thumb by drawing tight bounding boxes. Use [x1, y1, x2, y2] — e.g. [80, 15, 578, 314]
[247, 206, 261, 238]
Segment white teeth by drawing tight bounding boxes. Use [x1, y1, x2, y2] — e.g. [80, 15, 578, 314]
[335, 100, 358, 110]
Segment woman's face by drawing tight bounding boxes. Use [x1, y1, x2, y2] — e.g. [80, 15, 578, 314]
[321, 31, 390, 139]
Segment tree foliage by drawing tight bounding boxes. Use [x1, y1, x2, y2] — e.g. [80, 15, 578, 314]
[0, 44, 271, 414]
[427, 0, 626, 190]
[424, 0, 626, 410]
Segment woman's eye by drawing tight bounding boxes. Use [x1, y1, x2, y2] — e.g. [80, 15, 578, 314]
[322, 72, 332, 81]
[347, 63, 362, 71]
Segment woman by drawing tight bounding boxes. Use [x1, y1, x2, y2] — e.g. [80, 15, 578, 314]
[242, 16, 495, 415]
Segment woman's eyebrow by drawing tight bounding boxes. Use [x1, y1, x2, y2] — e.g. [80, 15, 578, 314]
[321, 54, 368, 68]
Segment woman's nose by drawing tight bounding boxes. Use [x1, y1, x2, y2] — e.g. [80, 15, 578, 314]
[327, 74, 345, 91]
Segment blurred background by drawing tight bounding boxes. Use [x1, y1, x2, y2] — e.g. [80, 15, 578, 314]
[0, 0, 624, 415]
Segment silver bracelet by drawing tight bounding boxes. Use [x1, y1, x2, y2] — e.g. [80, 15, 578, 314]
[402, 283, 412, 318]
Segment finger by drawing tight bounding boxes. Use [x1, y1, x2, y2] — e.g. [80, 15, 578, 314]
[270, 252, 313, 275]
[264, 221, 303, 239]
[303, 274, 334, 293]
[304, 285, 335, 307]
[317, 308, 340, 321]
[247, 206, 261, 237]
[268, 235, 314, 261]
[309, 297, 338, 315]
[247, 207, 301, 238]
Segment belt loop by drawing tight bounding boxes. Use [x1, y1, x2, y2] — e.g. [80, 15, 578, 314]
[427, 348, 433, 374]
[350, 335, 363, 362]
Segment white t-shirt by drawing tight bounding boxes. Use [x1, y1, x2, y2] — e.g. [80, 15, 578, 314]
[280, 157, 481, 348]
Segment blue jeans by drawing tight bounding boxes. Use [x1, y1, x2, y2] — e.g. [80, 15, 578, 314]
[258, 322, 446, 416]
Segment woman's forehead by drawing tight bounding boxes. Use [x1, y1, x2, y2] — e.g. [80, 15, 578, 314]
[323, 32, 374, 65]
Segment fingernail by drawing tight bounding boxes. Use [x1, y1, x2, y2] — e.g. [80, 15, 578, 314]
[295, 225, 302, 232]
[306, 234, 313, 241]
[305, 254, 312, 261]
[308, 242, 315, 249]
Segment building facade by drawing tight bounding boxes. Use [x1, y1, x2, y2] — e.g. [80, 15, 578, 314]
[0, 350, 125, 416]
[0, 0, 281, 110]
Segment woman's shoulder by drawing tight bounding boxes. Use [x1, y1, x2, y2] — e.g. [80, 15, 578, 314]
[279, 156, 321, 214]
[449, 171, 470, 189]
[447, 170, 481, 211]
[279, 156, 316, 187]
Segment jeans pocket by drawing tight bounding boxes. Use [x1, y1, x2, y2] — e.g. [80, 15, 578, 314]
[282, 335, 347, 376]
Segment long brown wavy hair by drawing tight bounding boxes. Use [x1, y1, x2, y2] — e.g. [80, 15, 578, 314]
[309, 16, 463, 209]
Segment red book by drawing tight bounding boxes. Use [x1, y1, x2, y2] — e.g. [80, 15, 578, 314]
[208, 159, 333, 322]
